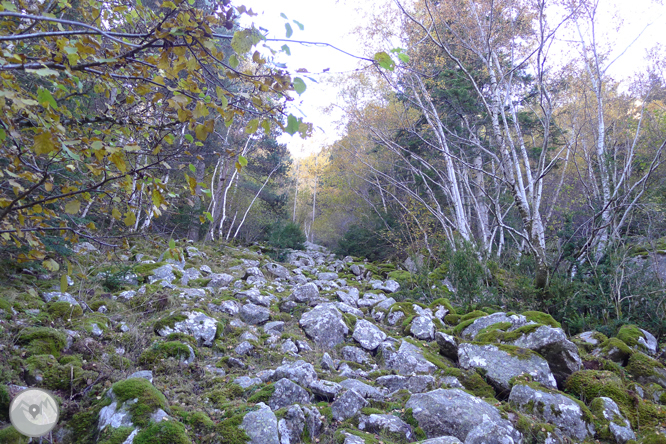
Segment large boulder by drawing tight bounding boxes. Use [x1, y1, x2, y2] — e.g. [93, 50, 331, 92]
[299, 303, 348, 348]
[206, 273, 234, 289]
[509, 325, 582, 387]
[273, 360, 318, 387]
[291, 282, 320, 303]
[383, 340, 437, 375]
[590, 396, 635, 444]
[460, 312, 530, 340]
[405, 389, 522, 442]
[410, 316, 435, 341]
[458, 343, 556, 394]
[277, 404, 305, 444]
[240, 303, 271, 325]
[155, 311, 218, 346]
[264, 262, 290, 279]
[241, 402, 279, 444]
[268, 378, 310, 411]
[352, 319, 387, 351]
[509, 383, 595, 441]
[331, 389, 368, 422]
[358, 414, 413, 441]
[340, 379, 386, 400]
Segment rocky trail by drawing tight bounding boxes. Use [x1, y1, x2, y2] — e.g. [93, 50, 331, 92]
[2, 240, 666, 443]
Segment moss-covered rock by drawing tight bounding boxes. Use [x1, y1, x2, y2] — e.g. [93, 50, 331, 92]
[139, 341, 192, 365]
[247, 383, 275, 404]
[0, 426, 30, 443]
[428, 298, 455, 314]
[627, 352, 666, 386]
[25, 354, 98, 391]
[133, 420, 191, 444]
[598, 337, 634, 364]
[522, 311, 561, 328]
[154, 313, 188, 333]
[47, 300, 83, 318]
[97, 426, 135, 444]
[111, 378, 168, 427]
[17, 327, 67, 357]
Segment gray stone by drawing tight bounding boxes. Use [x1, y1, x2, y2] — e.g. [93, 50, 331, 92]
[359, 414, 413, 441]
[339, 379, 385, 400]
[419, 438, 463, 444]
[464, 421, 524, 444]
[509, 383, 595, 441]
[321, 353, 336, 371]
[264, 321, 285, 334]
[244, 267, 265, 279]
[179, 288, 209, 300]
[374, 279, 400, 293]
[180, 267, 201, 286]
[206, 273, 234, 289]
[90, 323, 103, 337]
[292, 282, 320, 303]
[384, 340, 437, 375]
[299, 303, 348, 348]
[458, 343, 557, 394]
[43, 292, 80, 306]
[332, 389, 368, 422]
[350, 264, 363, 276]
[117, 290, 136, 301]
[317, 272, 338, 281]
[435, 332, 458, 361]
[341, 345, 372, 364]
[341, 433, 365, 444]
[357, 293, 387, 308]
[592, 397, 635, 444]
[410, 316, 435, 341]
[405, 388, 522, 442]
[278, 404, 305, 444]
[235, 341, 254, 355]
[387, 310, 406, 326]
[240, 303, 271, 325]
[234, 376, 262, 389]
[639, 328, 659, 355]
[308, 379, 343, 400]
[265, 262, 290, 279]
[155, 311, 218, 346]
[296, 340, 312, 352]
[148, 264, 177, 284]
[509, 325, 582, 386]
[336, 289, 359, 307]
[303, 406, 324, 441]
[352, 319, 387, 351]
[128, 370, 153, 384]
[241, 402, 279, 444]
[461, 312, 530, 340]
[269, 378, 310, 411]
[217, 300, 240, 316]
[335, 302, 364, 318]
[273, 360, 318, 387]
[376, 375, 408, 393]
[406, 375, 436, 393]
[235, 288, 274, 307]
[200, 265, 212, 275]
[281, 339, 299, 354]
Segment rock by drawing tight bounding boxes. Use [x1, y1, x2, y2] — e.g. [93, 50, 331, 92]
[292, 282, 320, 303]
[509, 383, 595, 441]
[269, 378, 310, 411]
[404, 255, 424, 273]
[384, 340, 437, 375]
[240, 303, 271, 325]
[358, 414, 413, 441]
[179, 288, 209, 300]
[235, 341, 254, 355]
[464, 421, 524, 444]
[317, 272, 338, 281]
[419, 438, 463, 444]
[281, 339, 299, 354]
[435, 332, 458, 361]
[352, 319, 387, 351]
[278, 404, 305, 444]
[303, 406, 324, 441]
[155, 311, 218, 346]
[234, 376, 262, 389]
[336, 289, 359, 307]
[591, 397, 635, 444]
[373, 279, 400, 293]
[331, 389, 368, 422]
[509, 325, 582, 386]
[244, 267, 265, 279]
[308, 379, 343, 400]
[264, 321, 285, 335]
[339, 379, 386, 400]
[117, 290, 136, 301]
[200, 265, 212, 275]
[273, 360, 318, 387]
[638, 328, 659, 355]
[235, 289, 274, 307]
[241, 402, 279, 444]
[216, 300, 240, 316]
[148, 264, 177, 284]
[357, 293, 387, 308]
[461, 312, 530, 340]
[387, 310, 406, 326]
[350, 264, 363, 276]
[264, 263, 290, 279]
[341, 433, 365, 444]
[406, 375, 436, 393]
[180, 267, 201, 286]
[410, 316, 435, 341]
[43, 292, 80, 306]
[335, 302, 364, 318]
[406, 388, 522, 442]
[206, 273, 234, 289]
[90, 323, 103, 337]
[458, 343, 557, 394]
[321, 353, 336, 371]
[341, 345, 372, 364]
[375, 375, 408, 393]
[299, 303, 348, 348]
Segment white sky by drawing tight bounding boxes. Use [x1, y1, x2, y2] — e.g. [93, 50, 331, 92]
[241, 0, 666, 159]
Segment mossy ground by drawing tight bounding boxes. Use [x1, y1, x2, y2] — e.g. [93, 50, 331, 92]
[111, 377, 169, 427]
[133, 420, 191, 444]
[16, 326, 67, 357]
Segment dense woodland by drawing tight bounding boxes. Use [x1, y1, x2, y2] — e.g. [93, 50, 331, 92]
[2, 0, 666, 336]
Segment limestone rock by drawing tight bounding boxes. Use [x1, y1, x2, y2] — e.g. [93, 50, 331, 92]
[352, 319, 387, 351]
[269, 378, 310, 411]
[299, 303, 348, 348]
[292, 282, 319, 303]
[358, 414, 413, 441]
[155, 311, 218, 346]
[240, 303, 270, 325]
[384, 340, 437, 375]
[241, 402, 279, 444]
[331, 389, 368, 422]
[410, 315, 435, 341]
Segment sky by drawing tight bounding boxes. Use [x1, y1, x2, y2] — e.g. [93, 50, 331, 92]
[240, 0, 666, 159]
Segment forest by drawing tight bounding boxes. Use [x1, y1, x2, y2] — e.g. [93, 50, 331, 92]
[1, 0, 666, 336]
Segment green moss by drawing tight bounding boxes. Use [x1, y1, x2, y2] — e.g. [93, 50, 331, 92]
[26, 354, 98, 391]
[387, 270, 412, 281]
[0, 426, 30, 443]
[626, 352, 665, 379]
[342, 313, 357, 332]
[361, 407, 385, 415]
[133, 420, 191, 444]
[403, 338, 451, 370]
[247, 383, 275, 403]
[133, 262, 167, 275]
[441, 367, 496, 398]
[215, 413, 251, 444]
[154, 313, 188, 333]
[111, 378, 168, 427]
[17, 327, 67, 357]
[59, 354, 83, 367]
[444, 313, 461, 325]
[474, 322, 512, 343]
[0, 298, 12, 319]
[139, 341, 192, 365]
[617, 324, 644, 348]
[428, 298, 456, 314]
[452, 311, 488, 335]
[47, 300, 83, 318]
[522, 311, 561, 328]
[640, 429, 666, 444]
[188, 278, 211, 287]
[599, 337, 634, 362]
[0, 384, 9, 421]
[98, 426, 135, 444]
[165, 333, 197, 348]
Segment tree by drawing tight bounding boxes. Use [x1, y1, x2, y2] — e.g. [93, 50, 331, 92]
[0, 0, 307, 262]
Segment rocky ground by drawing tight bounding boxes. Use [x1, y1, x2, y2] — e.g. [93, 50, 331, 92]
[2, 240, 666, 443]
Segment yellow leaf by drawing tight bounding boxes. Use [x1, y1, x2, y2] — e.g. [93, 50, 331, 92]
[65, 200, 81, 214]
[33, 132, 56, 155]
[110, 152, 127, 173]
[112, 208, 122, 220]
[195, 124, 209, 141]
[43, 258, 60, 272]
[193, 102, 209, 118]
[45, 182, 53, 192]
[124, 211, 136, 227]
[152, 188, 164, 207]
[60, 274, 68, 292]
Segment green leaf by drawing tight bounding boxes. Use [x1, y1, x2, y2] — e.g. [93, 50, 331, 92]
[60, 274, 68, 293]
[281, 44, 291, 56]
[238, 155, 248, 167]
[37, 88, 58, 109]
[374, 51, 395, 71]
[189, 164, 196, 173]
[293, 20, 304, 30]
[285, 23, 293, 38]
[285, 114, 299, 135]
[169, 239, 176, 249]
[204, 211, 213, 222]
[231, 28, 262, 54]
[43, 259, 60, 272]
[245, 119, 259, 134]
[398, 53, 410, 63]
[261, 119, 271, 135]
[229, 54, 239, 69]
[0, 128, 5, 141]
[184, 134, 194, 143]
[293, 77, 306, 95]
[280, 12, 288, 19]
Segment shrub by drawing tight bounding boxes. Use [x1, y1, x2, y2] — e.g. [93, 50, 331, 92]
[268, 222, 306, 250]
